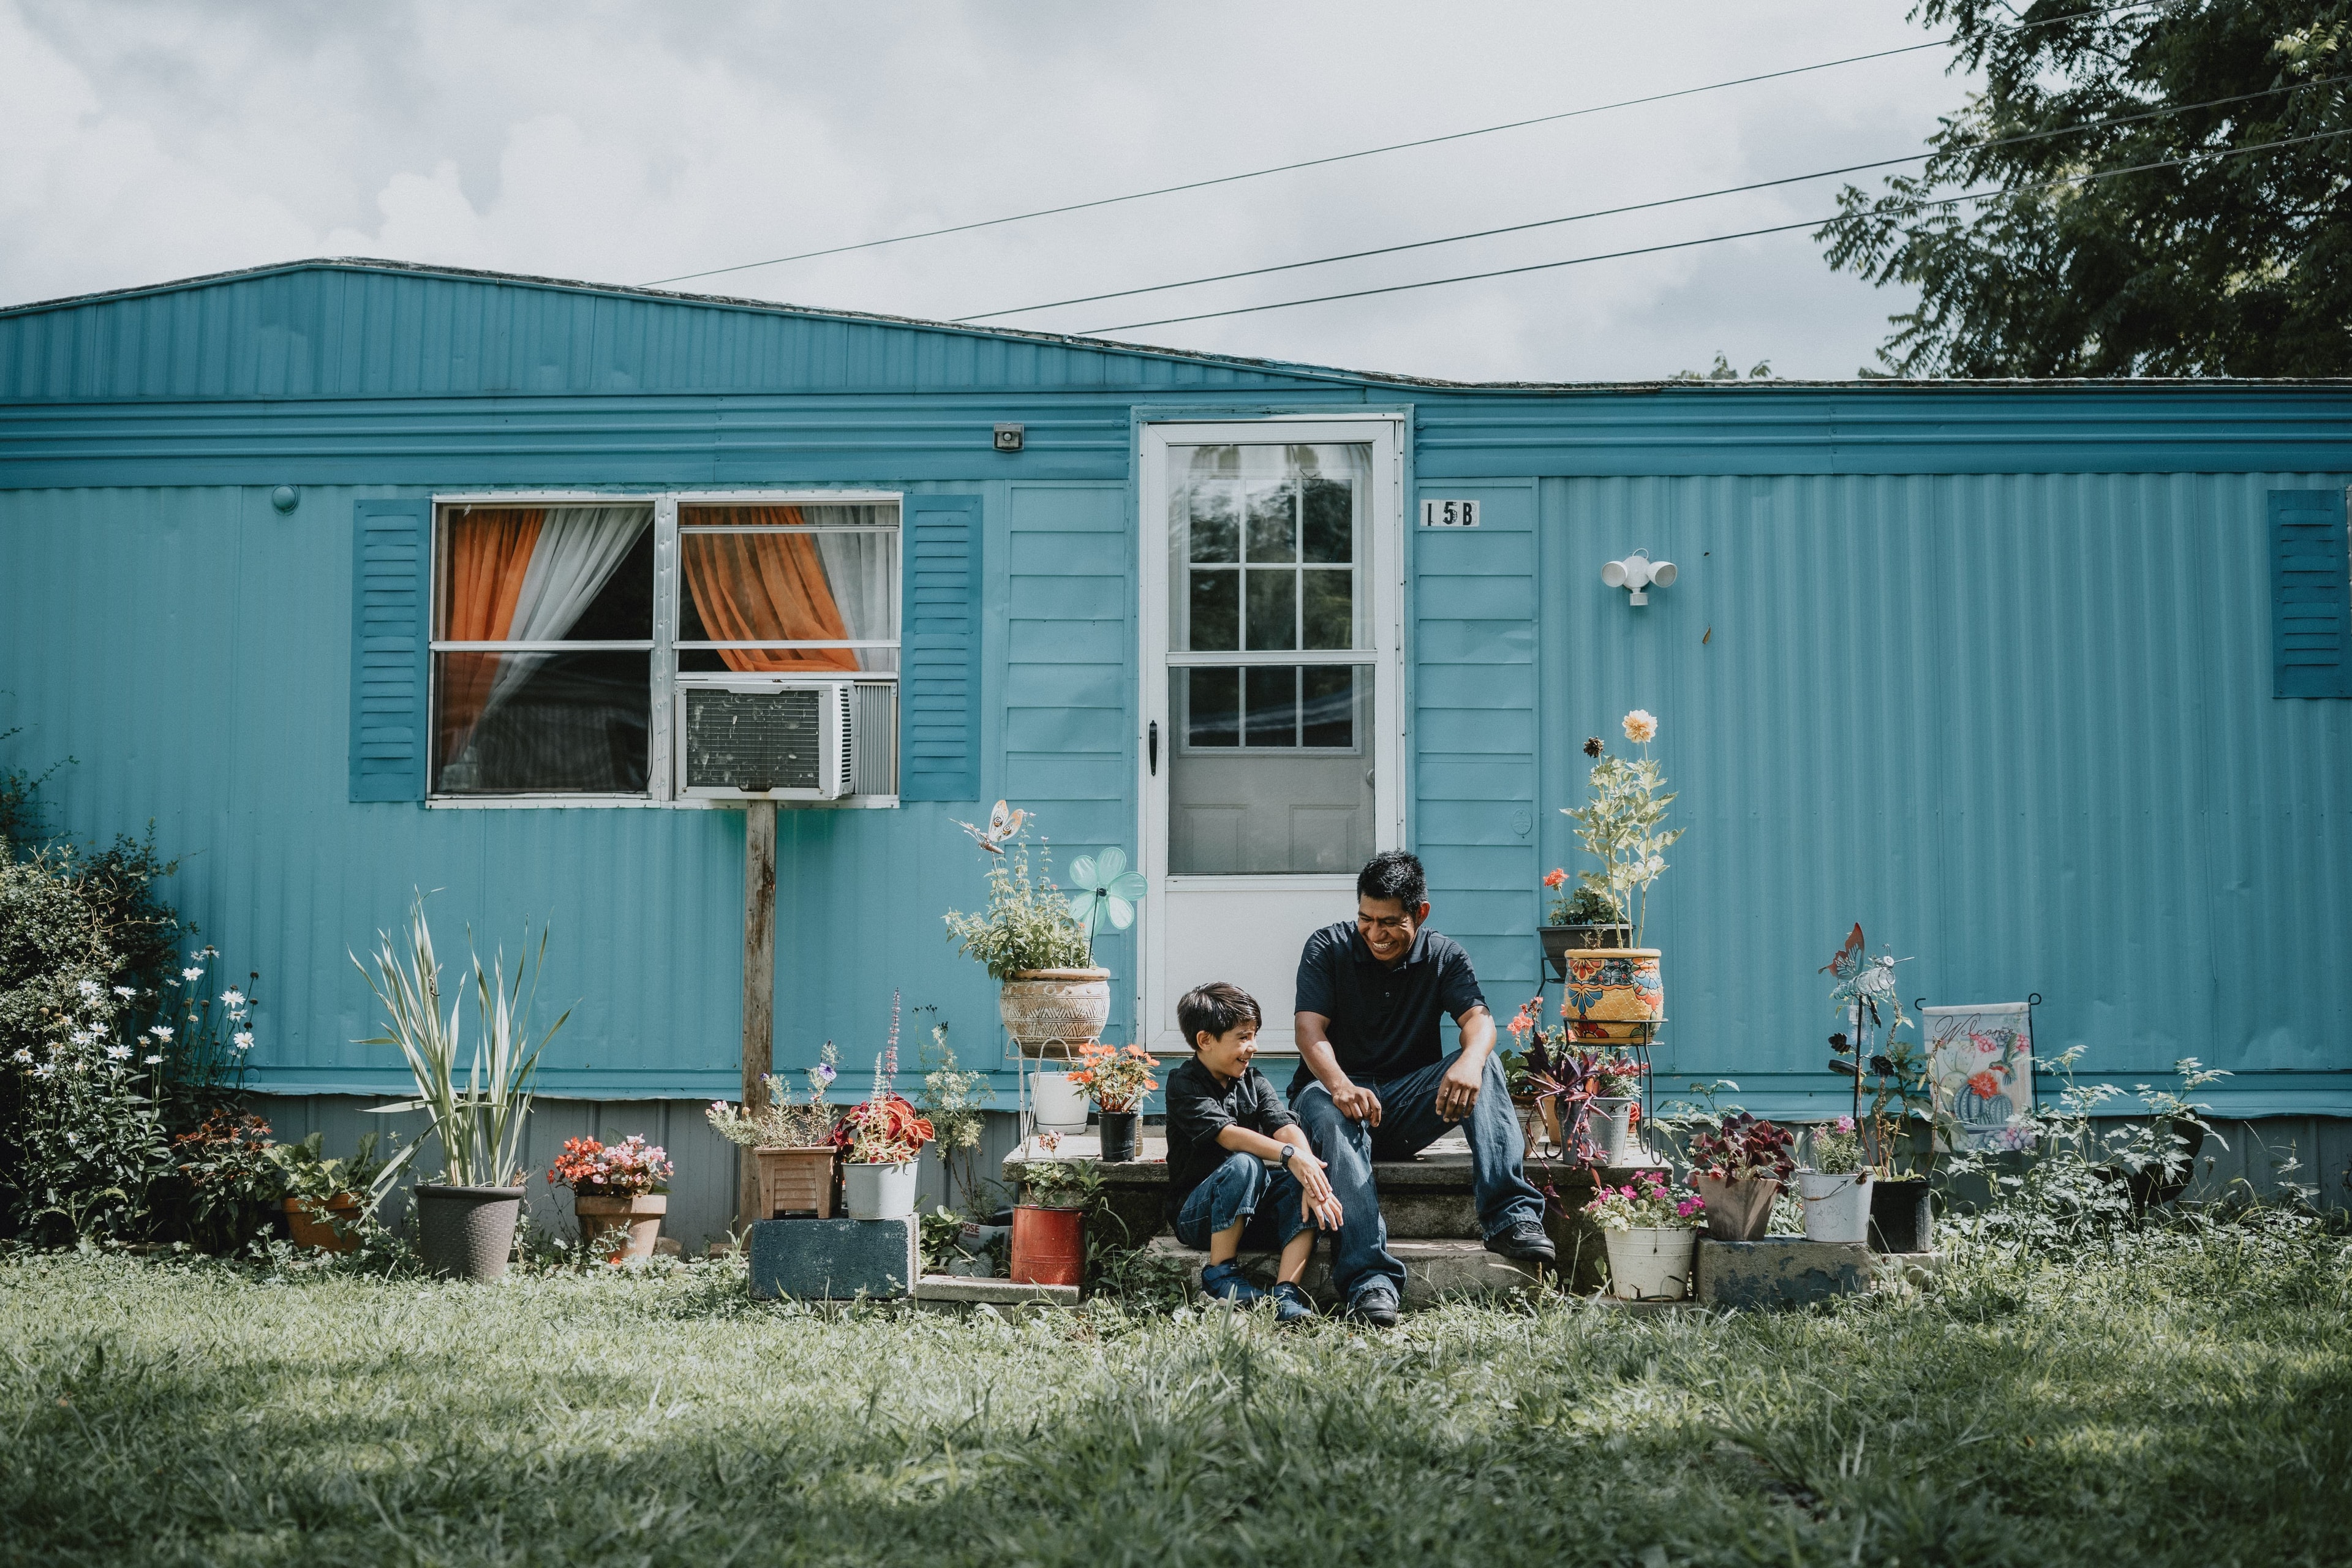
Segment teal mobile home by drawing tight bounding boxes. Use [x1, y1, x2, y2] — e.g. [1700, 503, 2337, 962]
[2, 259, 2346, 1244]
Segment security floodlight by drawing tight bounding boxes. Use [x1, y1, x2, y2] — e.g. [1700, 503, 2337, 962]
[1602, 550, 1675, 605]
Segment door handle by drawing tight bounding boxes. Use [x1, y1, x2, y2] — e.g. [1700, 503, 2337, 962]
[1148, 720, 1159, 775]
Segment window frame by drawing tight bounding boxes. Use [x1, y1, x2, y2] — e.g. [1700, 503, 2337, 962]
[425, 489, 904, 810]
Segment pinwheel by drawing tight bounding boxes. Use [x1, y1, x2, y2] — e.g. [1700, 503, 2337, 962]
[1065, 846, 1147, 957]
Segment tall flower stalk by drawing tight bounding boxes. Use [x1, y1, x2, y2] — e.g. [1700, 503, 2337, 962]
[1560, 710, 1684, 946]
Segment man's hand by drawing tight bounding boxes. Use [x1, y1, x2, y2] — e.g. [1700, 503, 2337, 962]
[1434, 1053, 1483, 1122]
[1284, 1143, 1343, 1229]
[1330, 1080, 1382, 1128]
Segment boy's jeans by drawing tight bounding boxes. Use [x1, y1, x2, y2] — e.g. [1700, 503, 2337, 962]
[1173, 1149, 1311, 1253]
[1292, 1048, 1544, 1302]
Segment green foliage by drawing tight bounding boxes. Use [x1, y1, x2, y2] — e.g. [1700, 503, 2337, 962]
[943, 835, 1091, 981]
[1016, 1159, 1099, 1212]
[707, 1041, 840, 1150]
[167, 1110, 279, 1254]
[263, 1131, 388, 1207]
[1559, 718, 1682, 944]
[916, 1016, 991, 1212]
[1822, 0, 2352, 375]
[2, 1224, 2348, 1566]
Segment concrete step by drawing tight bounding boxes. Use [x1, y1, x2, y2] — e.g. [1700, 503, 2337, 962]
[1145, 1234, 1542, 1308]
[913, 1275, 1079, 1313]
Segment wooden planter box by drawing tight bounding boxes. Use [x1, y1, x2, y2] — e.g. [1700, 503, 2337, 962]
[754, 1145, 838, 1219]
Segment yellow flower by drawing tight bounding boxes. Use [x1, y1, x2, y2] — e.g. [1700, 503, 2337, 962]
[1622, 709, 1658, 744]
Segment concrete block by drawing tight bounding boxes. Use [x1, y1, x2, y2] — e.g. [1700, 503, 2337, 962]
[1146, 1235, 1540, 1310]
[747, 1216, 918, 1300]
[913, 1275, 1080, 1311]
[1694, 1237, 1871, 1310]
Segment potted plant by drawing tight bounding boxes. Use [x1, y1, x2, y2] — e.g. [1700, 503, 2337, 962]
[832, 995, 934, 1222]
[945, 803, 1104, 1057]
[1687, 1112, 1796, 1240]
[1538, 873, 1629, 976]
[1011, 1158, 1097, 1287]
[265, 1131, 387, 1253]
[1583, 1169, 1705, 1301]
[707, 1041, 842, 1219]
[1507, 998, 1647, 1164]
[1796, 1115, 1872, 1243]
[1556, 714, 1683, 1039]
[548, 1134, 673, 1263]
[1071, 1040, 1157, 1162]
[357, 897, 568, 1281]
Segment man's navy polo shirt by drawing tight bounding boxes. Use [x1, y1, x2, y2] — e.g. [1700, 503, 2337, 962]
[1289, 919, 1488, 1096]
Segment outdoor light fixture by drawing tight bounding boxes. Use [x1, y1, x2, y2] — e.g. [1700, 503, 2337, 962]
[1600, 550, 1675, 605]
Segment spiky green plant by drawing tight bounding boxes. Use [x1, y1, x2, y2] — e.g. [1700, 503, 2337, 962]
[355, 895, 568, 1193]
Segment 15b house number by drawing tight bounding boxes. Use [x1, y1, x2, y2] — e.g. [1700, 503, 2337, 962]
[1419, 499, 1480, 527]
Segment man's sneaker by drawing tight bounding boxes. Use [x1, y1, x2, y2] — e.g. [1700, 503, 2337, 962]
[1269, 1281, 1317, 1325]
[1343, 1285, 1400, 1327]
[1200, 1260, 1266, 1307]
[1485, 1218, 1558, 1266]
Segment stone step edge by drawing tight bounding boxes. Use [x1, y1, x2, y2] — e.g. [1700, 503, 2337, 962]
[913, 1275, 1080, 1307]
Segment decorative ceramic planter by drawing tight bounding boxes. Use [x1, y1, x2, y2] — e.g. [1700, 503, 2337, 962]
[1581, 1095, 1637, 1165]
[1556, 949, 1664, 1044]
[283, 1194, 363, 1253]
[1797, 1169, 1872, 1244]
[1540, 924, 1632, 979]
[1868, 1176, 1933, 1253]
[1000, 969, 1112, 1055]
[1011, 1204, 1085, 1286]
[842, 1159, 919, 1221]
[1603, 1226, 1697, 1301]
[573, 1191, 667, 1262]
[1694, 1174, 1781, 1240]
[1030, 1069, 1090, 1134]
[1098, 1109, 1142, 1163]
[415, 1184, 524, 1281]
[753, 1145, 837, 1218]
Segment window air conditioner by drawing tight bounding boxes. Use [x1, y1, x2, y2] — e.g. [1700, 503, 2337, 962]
[677, 678, 854, 801]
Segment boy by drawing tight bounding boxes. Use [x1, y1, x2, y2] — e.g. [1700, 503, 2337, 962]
[1163, 981, 1344, 1323]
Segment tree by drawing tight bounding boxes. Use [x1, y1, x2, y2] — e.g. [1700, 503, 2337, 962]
[1822, 1, 2352, 377]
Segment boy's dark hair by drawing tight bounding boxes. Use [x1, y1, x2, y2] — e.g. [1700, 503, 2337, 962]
[1357, 849, 1427, 911]
[1177, 982, 1262, 1049]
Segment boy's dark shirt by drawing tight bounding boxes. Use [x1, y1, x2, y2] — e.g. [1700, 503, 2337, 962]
[1163, 1056, 1298, 1218]
[1288, 919, 1487, 1098]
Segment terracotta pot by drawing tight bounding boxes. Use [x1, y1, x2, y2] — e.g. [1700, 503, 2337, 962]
[1694, 1174, 1781, 1240]
[1540, 924, 1632, 979]
[1000, 969, 1111, 1055]
[415, 1185, 523, 1281]
[1011, 1204, 1085, 1286]
[753, 1145, 837, 1218]
[283, 1194, 363, 1253]
[1556, 949, 1664, 1044]
[573, 1191, 667, 1262]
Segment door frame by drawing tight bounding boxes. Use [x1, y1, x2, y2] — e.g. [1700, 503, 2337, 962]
[1136, 413, 1409, 1054]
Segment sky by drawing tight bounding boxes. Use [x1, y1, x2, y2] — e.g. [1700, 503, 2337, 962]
[0, 1, 1973, 382]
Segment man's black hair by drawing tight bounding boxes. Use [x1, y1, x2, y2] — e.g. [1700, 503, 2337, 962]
[1356, 849, 1427, 911]
[1177, 981, 1262, 1050]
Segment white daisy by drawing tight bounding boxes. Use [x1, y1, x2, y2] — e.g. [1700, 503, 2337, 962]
[143, 1054, 164, 1065]
[113, 986, 135, 998]
[233, 1032, 255, 1051]
[181, 967, 204, 982]
[221, 989, 247, 1009]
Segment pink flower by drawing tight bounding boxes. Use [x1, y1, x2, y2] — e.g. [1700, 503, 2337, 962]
[1543, 868, 1567, 889]
[1835, 1115, 1856, 1133]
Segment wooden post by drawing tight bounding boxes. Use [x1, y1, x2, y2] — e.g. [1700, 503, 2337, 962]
[738, 799, 778, 1229]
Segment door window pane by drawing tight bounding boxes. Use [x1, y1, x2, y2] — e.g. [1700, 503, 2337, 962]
[1245, 666, 1297, 746]
[1302, 666, 1356, 747]
[1170, 667, 1376, 874]
[1188, 570, 1238, 651]
[1185, 668, 1239, 747]
[1302, 568, 1352, 650]
[1170, 443, 1370, 651]
[1302, 477, 1352, 564]
[1189, 484, 1238, 563]
[1245, 568, 1295, 651]
[1245, 481, 1296, 561]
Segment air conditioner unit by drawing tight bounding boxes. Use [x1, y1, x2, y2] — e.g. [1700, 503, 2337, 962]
[676, 678, 854, 801]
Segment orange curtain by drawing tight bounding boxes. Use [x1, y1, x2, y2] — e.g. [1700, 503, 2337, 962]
[438, 508, 545, 766]
[681, 506, 859, 672]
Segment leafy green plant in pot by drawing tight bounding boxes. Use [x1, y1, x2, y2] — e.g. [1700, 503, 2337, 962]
[831, 995, 933, 1223]
[1796, 1115, 1872, 1243]
[1011, 1158, 1098, 1288]
[707, 1041, 841, 1219]
[547, 1134, 672, 1264]
[1583, 1169, 1705, 1302]
[355, 895, 569, 1281]
[1071, 1041, 1156, 1162]
[1687, 1112, 1796, 1240]
[944, 802, 1102, 1060]
[265, 1131, 389, 1253]
[1553, 715, 1681, 1025]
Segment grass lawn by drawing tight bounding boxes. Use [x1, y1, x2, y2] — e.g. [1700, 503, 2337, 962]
[3, 1226, 2348, 1567]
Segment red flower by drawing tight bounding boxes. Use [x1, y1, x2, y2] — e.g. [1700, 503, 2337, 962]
[1542, 868, 1567, 890]
[1967, 1071, 2002, 1098]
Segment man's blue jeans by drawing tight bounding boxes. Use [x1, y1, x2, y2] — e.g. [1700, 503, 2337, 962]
[1292, 1049, 1544, 1302]
[1173, 1149, 1311, 1253]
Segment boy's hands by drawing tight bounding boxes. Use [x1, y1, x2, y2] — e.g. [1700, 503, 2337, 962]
[1284, 1143, 1344, 1230]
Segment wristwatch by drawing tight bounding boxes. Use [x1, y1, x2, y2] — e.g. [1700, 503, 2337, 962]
[1278, 1144, 1297, 1168]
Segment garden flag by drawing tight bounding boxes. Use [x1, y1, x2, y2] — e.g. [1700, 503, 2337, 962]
[1923, 1003, 2036, 1152]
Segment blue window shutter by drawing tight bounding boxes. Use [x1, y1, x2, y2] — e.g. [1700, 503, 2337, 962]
[349, 499, 431, 801]
[899, 494, 984, 801]
[2272, 488, 2352, 699]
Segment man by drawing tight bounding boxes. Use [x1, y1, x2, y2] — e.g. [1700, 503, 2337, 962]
[1291, 850, 1555, 1326]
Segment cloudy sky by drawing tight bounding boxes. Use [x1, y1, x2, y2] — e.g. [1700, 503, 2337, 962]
[1, 1, 1972, 381]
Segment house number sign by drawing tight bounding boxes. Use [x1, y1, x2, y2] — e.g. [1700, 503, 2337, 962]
[1419, 499, 1480, 527]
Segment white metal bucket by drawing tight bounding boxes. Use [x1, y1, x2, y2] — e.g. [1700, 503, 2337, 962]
[1798, 1169, 1873, 1244]
[1030, 1071, 1090, 1134]
[1604, 1226, 1697, 1301]
[842, 1159, 919, 1221]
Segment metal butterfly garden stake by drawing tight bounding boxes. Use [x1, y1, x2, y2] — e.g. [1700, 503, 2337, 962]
[1821, 923, 1916, 1168]
[1065, 847, 1147, 963]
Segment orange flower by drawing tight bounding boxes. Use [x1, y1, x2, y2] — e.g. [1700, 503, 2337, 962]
[1542, 868, 1567, 889]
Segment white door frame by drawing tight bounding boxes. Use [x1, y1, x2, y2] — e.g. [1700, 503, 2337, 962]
[1137, 414, 1408, 1054]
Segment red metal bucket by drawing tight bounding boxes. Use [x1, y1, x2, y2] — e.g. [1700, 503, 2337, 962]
[1010, 1204, 1085, 1286]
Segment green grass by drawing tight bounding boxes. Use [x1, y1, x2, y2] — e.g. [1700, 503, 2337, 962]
[3, 1226, 2348, 1567]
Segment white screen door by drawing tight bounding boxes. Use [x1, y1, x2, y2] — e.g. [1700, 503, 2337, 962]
[1139, 418, 1404, 1054]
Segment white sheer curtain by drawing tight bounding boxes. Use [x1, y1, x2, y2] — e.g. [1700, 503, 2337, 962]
[805, 505, 898, 673]
[477, 506, 653, 717]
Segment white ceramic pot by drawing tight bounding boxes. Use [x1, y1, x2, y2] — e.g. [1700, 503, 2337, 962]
[1030, 1070, 1090, 1135]
[1603, 1225, 1697, 1301]
[1798, 1169, 1874, 1244]
[841, 1159, 919, 1221]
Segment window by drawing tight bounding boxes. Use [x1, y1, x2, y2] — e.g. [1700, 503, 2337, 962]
[429, 495, 900, 800]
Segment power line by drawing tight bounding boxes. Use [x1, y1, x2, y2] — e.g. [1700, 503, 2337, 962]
[957, 73, 2345, 323]
[1075, 127, 2352, 336]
